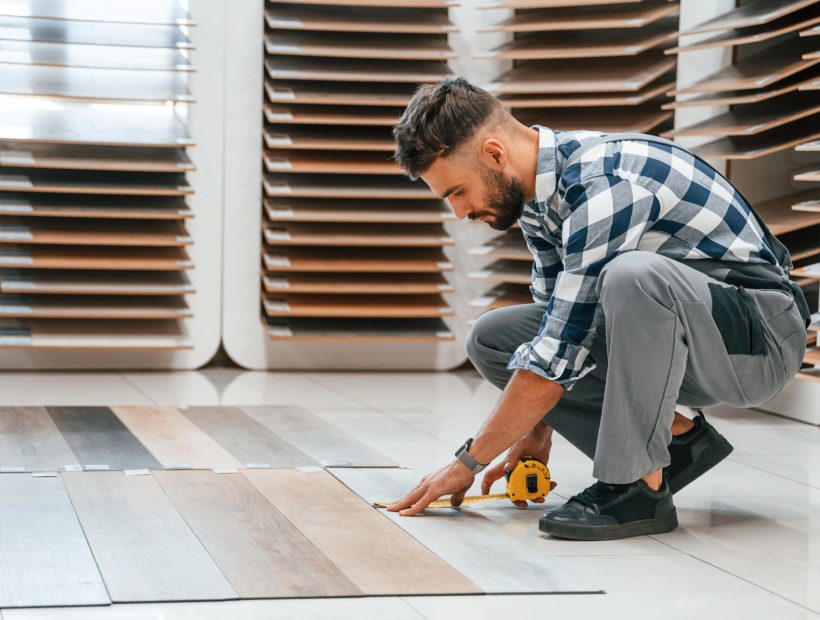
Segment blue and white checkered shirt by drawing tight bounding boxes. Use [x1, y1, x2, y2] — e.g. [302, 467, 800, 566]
[508, 125, 777, 390]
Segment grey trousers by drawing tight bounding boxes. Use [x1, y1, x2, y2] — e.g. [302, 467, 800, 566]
[466, 251, 807, 484]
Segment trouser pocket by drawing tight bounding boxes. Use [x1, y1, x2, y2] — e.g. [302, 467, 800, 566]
[708, 284, 765, 356]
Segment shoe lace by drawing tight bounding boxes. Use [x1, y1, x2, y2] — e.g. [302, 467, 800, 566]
[570, 481, 626, 508]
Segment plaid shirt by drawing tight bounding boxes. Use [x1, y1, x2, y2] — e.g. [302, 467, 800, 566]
[508, 125, 777, 390]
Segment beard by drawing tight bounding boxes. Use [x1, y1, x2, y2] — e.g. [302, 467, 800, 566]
[469, 166, 525, 231]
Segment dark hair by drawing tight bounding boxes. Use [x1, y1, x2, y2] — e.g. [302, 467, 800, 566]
[393, 77, 504, 180]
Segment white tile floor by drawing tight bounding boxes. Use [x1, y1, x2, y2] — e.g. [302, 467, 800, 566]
[1, 368, 819, 619]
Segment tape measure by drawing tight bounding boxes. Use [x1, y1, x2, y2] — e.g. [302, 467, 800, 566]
[374, 457, 551, 509]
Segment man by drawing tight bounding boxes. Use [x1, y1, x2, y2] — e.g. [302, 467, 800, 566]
[386, 77, 810, 541]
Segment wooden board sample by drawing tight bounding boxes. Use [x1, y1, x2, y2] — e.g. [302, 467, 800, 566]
[265, 81, 413, 107]
[264, 198, 452, 223]
[244, 468, 479, 594]
[266, 317, 453, 342]
[0, 39, 192, 71]
[0, 101, 192, 146]
[264, 175, 434, 199]
[179, 406, 320, 468]
[0, 194, 192, 220]
[263, 273, 452, 295]
[263, 223, 452, 247]
[0, 169, 192, 196]
[483, 18, 678, 60]
[470, 260, 531, 285]
[0, 269, 194, 295]
[264, 104, 401, 126]
[0, 0, 194, 26]
[484, 0, 642, 7]
[239, 406, 397, 468]
[263, 294, 452, 318]
[272, 0, 456, 6]
[469, 234, 530, 260]
[501, 75, 675, 108]
[0, 143, 193, 172]
[0, 218, 192, 246]
[516, 105, 672, 134]
[264, 57, 451, 83]
[152, 470, 360, 598]
[0, 406, 77, 471]
[489, 53, 676, 94]
[470, 283, 532, 310]
[695, 118, 820, 160]
[46, 406, 161, 469]
[62, 471, 237, 602]
[330, 468, 598, 594]
[0, 245, 192, 270]
[795, 168, 820, 181]
[110, 406, 243, 469]
[0, 15, 192, 48]
[263, 150, 400, 174]
[754, 192, 820, 235]
[681, 0, 818, 36]
[263, 247, 452, 273]
[796, 138, 820, 151]
[670, 37, 819, 94]
[265, 31, 455, 61]
[664, 93, 820, 137]
[0, 474, 109, 608]
[0, 318, 193, 349]
[264, 126, 393, 151]
[0, 294, 191, 319]
[0, 63, 192, 103]
[266, 6, 455, 33]
[485, 3, 679, 32]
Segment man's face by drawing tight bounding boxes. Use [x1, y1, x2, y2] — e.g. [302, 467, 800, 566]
[420, 154, 525, 231]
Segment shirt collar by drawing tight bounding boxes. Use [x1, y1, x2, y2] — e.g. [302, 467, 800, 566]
[529, 124, 557, 207]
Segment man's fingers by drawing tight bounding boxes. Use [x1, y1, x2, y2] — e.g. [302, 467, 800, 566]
[481, 463, 505, 495]
[512, 500, 527, 508]
[386, 483, 426, 512]
[399, 489, 439, 516]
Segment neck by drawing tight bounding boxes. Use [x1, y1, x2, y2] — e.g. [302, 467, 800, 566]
[514, 124, 540, 202]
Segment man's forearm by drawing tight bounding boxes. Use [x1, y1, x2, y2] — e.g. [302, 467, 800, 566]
[467, 369, 564, 465]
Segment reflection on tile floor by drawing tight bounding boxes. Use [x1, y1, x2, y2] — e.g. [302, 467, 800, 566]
[0, 368, 818, 619]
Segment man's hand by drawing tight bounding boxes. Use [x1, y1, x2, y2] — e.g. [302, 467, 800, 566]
[481, 421, 557, 508]
[386, 460, 474, 516]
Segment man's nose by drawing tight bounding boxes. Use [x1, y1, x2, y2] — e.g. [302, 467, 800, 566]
[449, 200, 470, 220]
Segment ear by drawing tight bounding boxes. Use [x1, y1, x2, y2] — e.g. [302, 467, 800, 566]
[480, 137, 507, 169]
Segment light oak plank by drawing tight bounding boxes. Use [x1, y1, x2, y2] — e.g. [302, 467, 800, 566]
[265, 80, 413, 107]
[264, 198, 451, 223]
[262, 294, 453, 319]
[485, 2, 678, 32]
[265, 31, 455, 61]
[0, 269, 193, 295]
[0, 318, 193, 349]
[266, 317, 453, 342]
[262, 223, 452, 247]
[262, 247, 452, 273]
[266, 6, 454, 33]
[0, 406, 77, 470]
[264, 57, 451, 83]
[263, 175, 435, 199]
[0, 194, 193, 220]
[0, 294, 191, 319]
[0, 245, 192, 270]
[682, 0, 818, 36]
[262, 273, 452, 295]
[0, 218, 192, 246]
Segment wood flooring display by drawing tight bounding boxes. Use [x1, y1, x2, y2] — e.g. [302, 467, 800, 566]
[669, 0, 820, 379]
[261, 1, 457, 344]
[468, 2, 680, 319]
[0, 1, 196, 350]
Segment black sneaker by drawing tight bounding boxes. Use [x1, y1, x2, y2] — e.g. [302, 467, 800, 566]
[666, 410, 733, 495]
[538, 476, 678, 541]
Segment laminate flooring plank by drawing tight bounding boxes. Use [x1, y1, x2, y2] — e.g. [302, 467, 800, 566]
[46, 406, 161, 470]
[0, 245, 193, 270]
[0, 0, 194, 26]
[0, 269, 193, 295]
[244, 468, 479, 594]
[330, 468, 599, 594]
[264, 198, 451, 223]
[0, 169, 192, 196]
[264, 57, 450, 84]
[0, 294, 191, 319]
[263, 174, 434, 199]
[262, 273, 452, 295]
[266, 318, 453, 342]
[265, 31, 455, 61]
[0, 143, 193, 172]
[179, 406, 320, 468]
[0, 406, 77, 471]
[262, 247, 452, 273]
[487, 3, 678, 33]
[0, 194, 193, 220]
[0, 16, 192, 48]
[61, 471, 237, 602]
[263, 223, 451, 247]
[0, 219, 191, 246]
[111, 405, 243, 469]
[0, 474, 109, 607]
[262, 294, 452, 319]
[265, 80, 413, 107]
[266, 5, 456, 34]
[0, 39, 192, 70]
[0, 319, 193, 349]
[239, 405, 397, 467]
[682, 0, 818, 35]
[152, 469, 360, 598]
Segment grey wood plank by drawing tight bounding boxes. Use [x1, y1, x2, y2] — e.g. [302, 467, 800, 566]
[0, 16, 192, 48]
[0, 474, 109, 607]
[46, 406, 161, 470]
[153, 470, 361, 598]
[0, 406, 78, 471]
[0, 40, 193, 71]
[239, 405, 397, 467]
[179, 406, 320, 468]
[330, 468, 599, 594]
[0, 0, 194, 26]
[62, 471, 238, 603]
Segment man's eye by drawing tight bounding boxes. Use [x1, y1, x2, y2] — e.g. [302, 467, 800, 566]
[453, 190, 463, 197]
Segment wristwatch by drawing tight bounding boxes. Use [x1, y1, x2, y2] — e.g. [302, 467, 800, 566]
[455, 438, 488, 474]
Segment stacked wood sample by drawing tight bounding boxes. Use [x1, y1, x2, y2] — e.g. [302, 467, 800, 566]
[668, 0, 820, 378]
[261, 1, 458, 342]
[0, 0, 195, 349]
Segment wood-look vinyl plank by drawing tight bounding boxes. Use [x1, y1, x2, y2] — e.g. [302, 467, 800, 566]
[263, 104, 401, 126]
[262, 273, 452, 295]
[0, 318, 193, 349]
[0, 473, 109, 607]
[485, 0, 641, 8]
[262, 247, 452, 273]
[681, 0, 818, 36]
[0, 218, 191, 246]
[0, 143, 193, 172]
[272, 0, 455, 7]
[263, 198, 451, 223]
[153, 469, 361, 598]
[266, 317, 453, 342]
[263, 125, 394, 151]
[0, 169, 192, 196]
[501, 76, 675, 108]
[330, 468, 599, 594]
[263, 174, 435, 199]
[238, 405, 397, 467]
[0, 245, 193, 270]
[516, 105, 672, 134]
[179, 406, 320, 468]
[0, 15, 192, 48]
[111, 405, 243, 469]
[0, 39, 192, 71]
[244, 468, 479, 594]
[0, 0, 194, 26]
[485, 2, 678, 33]
[0, 269, 193, 295]
[262, 223, 451, 247]
[264, 57, 451, 84]
[62, 471, 238, 602]
[695, 118, 820, 160]
[46, 406, 161, 469]
[0, 406, 77, 470]
[0, 194, 193, 220]
[262, 294, 452, 318]
[265, 80, 414, 107]
[263, 151, 400, 174]
[0, 294, 191, 319]
[750, 192, 820, 235]
[265, 31, 455, 61]
[266, 6, 455, 34]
